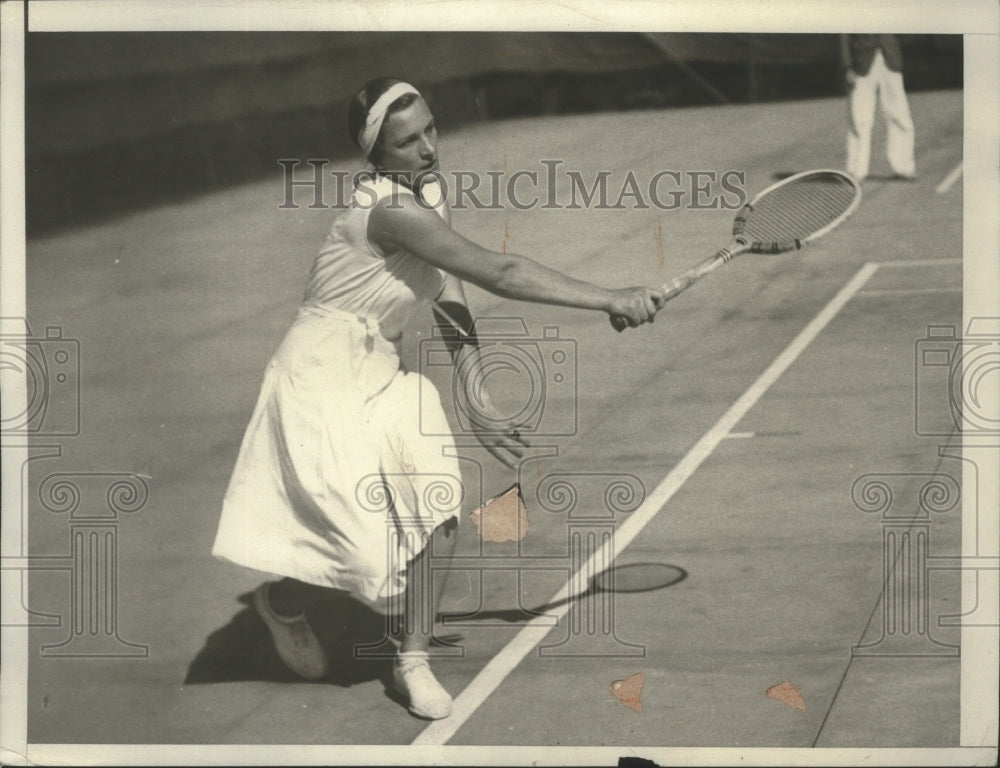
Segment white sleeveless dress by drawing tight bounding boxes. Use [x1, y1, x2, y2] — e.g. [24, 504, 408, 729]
[212, 177, 460, 610]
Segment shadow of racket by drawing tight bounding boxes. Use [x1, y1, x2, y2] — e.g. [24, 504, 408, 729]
[438, 562, 687, 625]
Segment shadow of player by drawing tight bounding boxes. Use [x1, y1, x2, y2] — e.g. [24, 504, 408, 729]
[185, 586, 463, 689]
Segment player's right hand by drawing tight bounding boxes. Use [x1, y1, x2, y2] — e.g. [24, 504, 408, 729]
[461, 383, 530, 469]
[607, 286, 666, 331]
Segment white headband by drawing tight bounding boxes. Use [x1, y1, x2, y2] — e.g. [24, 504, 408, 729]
[358, 82, 421, 161]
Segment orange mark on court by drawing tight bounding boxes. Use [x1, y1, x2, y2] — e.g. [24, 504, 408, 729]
[609, 672, 645, 713]
[655, 219, 664, 269]
[469, 485, 528, 543]
[766, 682, 806, 712]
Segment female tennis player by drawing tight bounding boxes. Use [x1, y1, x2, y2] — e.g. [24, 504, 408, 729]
[212, 77, 666, 720]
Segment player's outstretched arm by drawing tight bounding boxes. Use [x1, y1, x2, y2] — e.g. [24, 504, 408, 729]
[369, 195, 664, 328]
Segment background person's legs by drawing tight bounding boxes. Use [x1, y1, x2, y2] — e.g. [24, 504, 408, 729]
[879, 68, 917, 177]
[845, 61, 879, 180]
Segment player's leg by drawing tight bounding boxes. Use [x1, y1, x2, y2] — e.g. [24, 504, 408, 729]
[373, 371, 463, 718]
[266, 577, 338, 616]
[399, 517, 458, 654]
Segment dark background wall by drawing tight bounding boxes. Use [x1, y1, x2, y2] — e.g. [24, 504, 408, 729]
[26, 32, 962, 236]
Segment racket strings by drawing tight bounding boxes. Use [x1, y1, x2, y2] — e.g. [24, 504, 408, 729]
[740, 173, 858, 246]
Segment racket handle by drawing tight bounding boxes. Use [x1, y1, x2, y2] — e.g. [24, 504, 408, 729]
[609, 249, 731, 332]
[662, 249, 732, 299]
[610, 285, 674, 331]
[608, 275, 692, 332]
[662, 273, 696, 301]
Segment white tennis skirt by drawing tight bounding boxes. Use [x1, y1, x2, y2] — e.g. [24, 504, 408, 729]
[212, 304, 461, 611]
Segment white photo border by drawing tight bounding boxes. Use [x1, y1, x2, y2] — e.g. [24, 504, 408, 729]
[2, 1, 997, 765]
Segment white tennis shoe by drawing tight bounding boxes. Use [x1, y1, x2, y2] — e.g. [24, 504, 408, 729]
[393, 650, 453, 719]
[252, 583, 329, 681]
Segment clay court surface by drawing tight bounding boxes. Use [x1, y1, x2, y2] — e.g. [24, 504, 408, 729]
[22, 90, 968, 751]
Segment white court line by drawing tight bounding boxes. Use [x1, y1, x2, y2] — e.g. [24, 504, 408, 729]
[859, 287, 962, 297]
[876, 258, 962, 268]
[936, 161, 963, 194]
[413, 261, 881, 746]
[856, 259, 961, 298]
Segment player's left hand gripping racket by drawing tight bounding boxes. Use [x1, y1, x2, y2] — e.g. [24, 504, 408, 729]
[612, 168, 862, 331]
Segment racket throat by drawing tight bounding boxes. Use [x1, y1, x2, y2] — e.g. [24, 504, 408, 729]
[715, 241, 744, 264]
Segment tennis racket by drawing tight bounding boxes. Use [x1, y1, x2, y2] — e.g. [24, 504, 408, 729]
[612, 168, 862, 331]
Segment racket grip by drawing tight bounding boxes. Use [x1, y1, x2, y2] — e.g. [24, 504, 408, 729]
[610, 251, 724, 331]
[610, 274, 694, 332]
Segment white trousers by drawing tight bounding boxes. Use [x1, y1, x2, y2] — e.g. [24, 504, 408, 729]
[846, 50, 916, 180]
